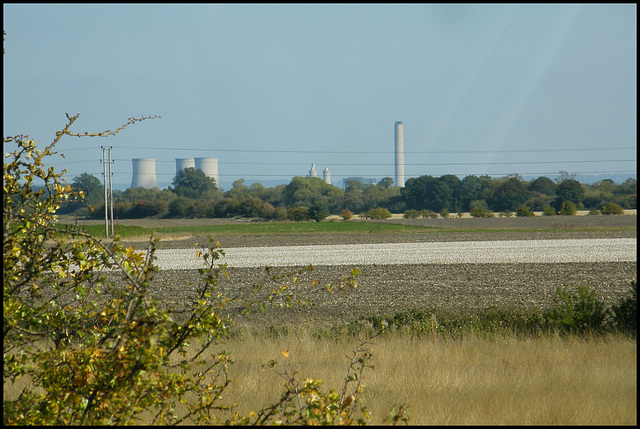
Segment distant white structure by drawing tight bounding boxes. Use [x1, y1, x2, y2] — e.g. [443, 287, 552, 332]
[395, 121, 405, 188]
[131, 158, 158, 189]
[194, 157, 219, 188]
[309, 163, 317, 178]
[175, 158, 195, 176]
[323, 167, 331, 185]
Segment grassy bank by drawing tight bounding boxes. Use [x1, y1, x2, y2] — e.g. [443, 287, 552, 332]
[56, 218, 635, 239]
[219, 332, 636, 425]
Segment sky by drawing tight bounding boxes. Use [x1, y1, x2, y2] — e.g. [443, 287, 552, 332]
[3, 3, 637, 190]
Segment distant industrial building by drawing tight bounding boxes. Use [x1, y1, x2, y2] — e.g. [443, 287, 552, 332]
[309, 163, 317, 178]
[131, 158, 158, 189]
[131, 156, 219, 189]
[323, 167, 331, 185]
[343, 176, 377, 190]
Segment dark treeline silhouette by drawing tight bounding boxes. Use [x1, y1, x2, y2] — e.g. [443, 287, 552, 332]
[59, 170, 637, 221]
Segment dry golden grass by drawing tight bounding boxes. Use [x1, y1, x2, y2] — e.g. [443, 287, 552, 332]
[219, 332, 636, 425]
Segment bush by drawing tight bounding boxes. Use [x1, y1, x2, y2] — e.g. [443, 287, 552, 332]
[340, 208, 354, 220]
[365, 207, 392, 220]
[420, 209, 438, 219]
[403, 209, 420, 219]
[439, 208, 450, 219]
[470, 206, 494, 218]
[309, 200, 330, 222]
[4, 115, 385, 425]
[601, 202, 625, 215]
[609, 281, 637, 336]
[515, 205, 534, 217]
[168, 196, 193, 218]
[288, 206, 311, 221]
[499, 210, 513, 218]
[588, 208, 600, 215]
[559, 200, 577, 216]
[271, 206, 289, 221]
[544, 285, 607, 334]
[542, 205, 556, 216]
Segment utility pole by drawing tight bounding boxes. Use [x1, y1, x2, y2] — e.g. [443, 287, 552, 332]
[101, 146, 114, 238]
[108, 147, 114, 238]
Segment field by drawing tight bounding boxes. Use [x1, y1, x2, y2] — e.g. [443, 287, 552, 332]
[53, 213, 637, 425]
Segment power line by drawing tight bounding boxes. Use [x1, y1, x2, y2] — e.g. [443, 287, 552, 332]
[101, 145, 635, 155]
[55, 158, 637, 167]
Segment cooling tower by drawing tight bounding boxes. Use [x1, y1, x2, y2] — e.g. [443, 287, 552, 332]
[309, 163, 317, 178]
[175, 158, 195, 176]
[194, 157, 219, 188]
[394, 121, 405, 188]
[323, 167, 331, 185]
[131, 158, 158, 189]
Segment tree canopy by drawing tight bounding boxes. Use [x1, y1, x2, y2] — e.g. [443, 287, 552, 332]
[170, 167, 218, 199]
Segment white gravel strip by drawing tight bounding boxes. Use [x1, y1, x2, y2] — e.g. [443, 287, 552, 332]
[150, 238, 637, 270]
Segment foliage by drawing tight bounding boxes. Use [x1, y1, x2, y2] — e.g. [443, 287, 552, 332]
[72, 172, 103, 206]
[61, 169, 636, 220]
[559, 200, 578, 216]
[528, 176, 557, 196]
[515, 205, 534, 217]
[542, 205, 556, 216]
[470, 206, 494, 218]
[401, 175, 455, 212]
[439, 208, 450, 218]
[364, 207, 392, 220]
[420, 209, 438, 219]
[488, 176, 530, 212]
[340, 208, 354, 220]
[309, 200, 330, 222]
[169, 167, 218, 200]
[608, 281, 637, 336]
[377, 177, 394, 188]
[287, 206, 311, 221]
[555, 179, 584, 209]
[4, 115, 390, 425]
[544, 286, 608, 334]
[600, 202, 624, 215]
[281, 176, 344, 212]
[403, 209, 420, 219]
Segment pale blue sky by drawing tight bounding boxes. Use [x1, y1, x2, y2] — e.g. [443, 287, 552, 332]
[3, 3, 637, 189]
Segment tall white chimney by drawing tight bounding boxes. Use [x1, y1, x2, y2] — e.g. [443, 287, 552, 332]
[323, 167, 331, 185]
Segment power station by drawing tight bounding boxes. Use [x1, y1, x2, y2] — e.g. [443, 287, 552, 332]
[194, 157, 219, 188]
[130, 158, 158, 189]
[131, 120, 403, 190]
[131, 157, 219, 189]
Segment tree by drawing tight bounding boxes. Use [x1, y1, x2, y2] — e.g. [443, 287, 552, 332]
[555, 179, 584, 210]
[4, 114, 383, 425]
[559, 200, 578, 215]
[377, 177, 394, 188]
[170, 167, 218, 199]
[71, 172, 103, 205]
[528, 176, 556, 196]
[487, 176, 530, 212]
[401, 175, 453, 212]
[281, 176, 344, 212]
[309, 200, 330, 222]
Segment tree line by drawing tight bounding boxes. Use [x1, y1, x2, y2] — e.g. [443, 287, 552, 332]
[61, 168, 636, 221]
